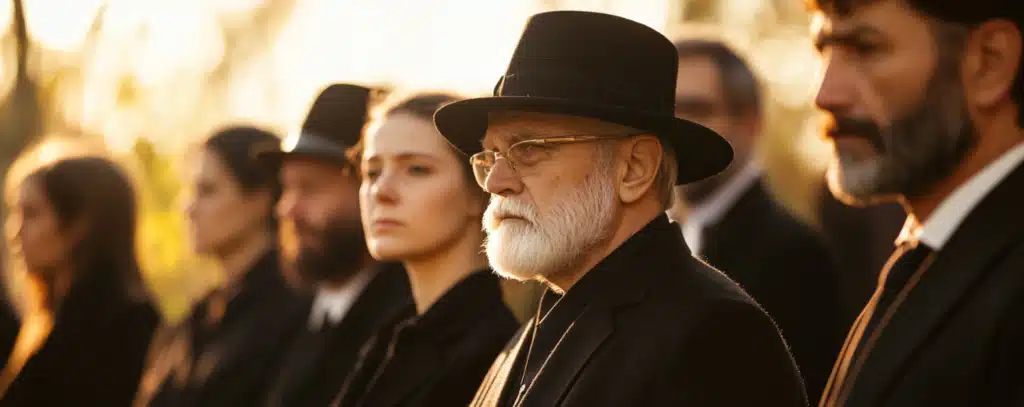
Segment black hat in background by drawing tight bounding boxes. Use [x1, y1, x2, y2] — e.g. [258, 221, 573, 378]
[256, 83, 374, 167]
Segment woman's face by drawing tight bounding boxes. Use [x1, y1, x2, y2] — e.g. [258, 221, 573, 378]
[184, 149, 271, 256]
[6, 178, 73, 275]
[359, 113, 484, 261]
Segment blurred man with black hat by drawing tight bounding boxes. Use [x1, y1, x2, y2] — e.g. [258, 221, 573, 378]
[258, 83, 412, 407]
[434, 11, 806, 406]
[809, 1, 1024, 406]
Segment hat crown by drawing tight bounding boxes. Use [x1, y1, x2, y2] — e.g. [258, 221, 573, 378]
[496, 11, 678, 114]
[301, 83, 372, 148]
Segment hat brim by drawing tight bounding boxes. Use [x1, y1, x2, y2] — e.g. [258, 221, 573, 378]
[253, 147, 352, 170]
[434, 96, 732, 185]
[252, 133, 353, 170]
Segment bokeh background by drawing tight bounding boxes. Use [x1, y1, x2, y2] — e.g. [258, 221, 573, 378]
[0, 0, 830, 322]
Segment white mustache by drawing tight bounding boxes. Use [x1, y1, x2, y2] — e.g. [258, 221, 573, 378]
[484, 198, 538, 229]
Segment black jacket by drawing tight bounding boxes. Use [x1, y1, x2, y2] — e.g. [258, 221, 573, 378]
[821, 162, 1024, 406]
[261, 263, 412, 407]
[0, 293, 18, 373]
[700, 179, 846, 401]
[1, 275, 159, 407]
[334, 270, 519, 407]
[472, 215, 807, 407]
[136, 249, 308, 407]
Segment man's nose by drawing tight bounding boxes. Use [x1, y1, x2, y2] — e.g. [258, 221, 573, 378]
[484, 159, 523, 197]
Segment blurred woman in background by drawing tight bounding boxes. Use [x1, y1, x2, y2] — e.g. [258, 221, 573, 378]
[0, 150, 160, 407]
[136, 126, 308, 407]
[332, 93, 519, 407]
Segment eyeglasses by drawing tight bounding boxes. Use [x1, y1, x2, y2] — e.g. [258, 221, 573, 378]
[469, 134, 628, 189]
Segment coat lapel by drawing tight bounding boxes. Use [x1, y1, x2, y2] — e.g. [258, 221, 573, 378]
[846, 163, 1024, 406]
[511, 215, 676, 406]
[471, 325, 531, 407]
[515, 307, 613, 407]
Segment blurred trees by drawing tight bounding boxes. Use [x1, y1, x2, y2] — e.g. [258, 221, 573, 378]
[0, 0, 830, 319]
[0, 0, 43, 184]
[128, 138, 212, 321]
[0, 0, 298, 321]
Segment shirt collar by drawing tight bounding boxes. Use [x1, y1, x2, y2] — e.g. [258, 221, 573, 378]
[309, 268, 376, 329]
[897, 142, 1024, 249]
[681, 162, 761, 253]
[685, 162, 762, 229]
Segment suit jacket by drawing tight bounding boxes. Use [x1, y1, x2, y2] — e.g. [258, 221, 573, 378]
[700, 179, 846, 401]
[136, 249, 309, 407]
[471, 214, 807, 407]
[1, 276, 160, 407]
[261, 263, 412, 407]
[333, 270, 520, 407]
[820, 162, 1024, 406]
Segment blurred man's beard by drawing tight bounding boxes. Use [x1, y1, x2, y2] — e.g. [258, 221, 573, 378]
[828, 49, 975, 205]
[482, 165, 617, 285]
[280, 216, 368, 287]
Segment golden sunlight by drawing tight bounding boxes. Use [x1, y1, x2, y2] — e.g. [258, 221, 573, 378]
[22, 0, 104, 52]
[4, 0, 824, 161]
[0, 0, 837, 319]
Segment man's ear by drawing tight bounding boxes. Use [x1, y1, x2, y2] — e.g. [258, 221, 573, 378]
[962, 19, 1022, 109]
[616, 136, 662, 204]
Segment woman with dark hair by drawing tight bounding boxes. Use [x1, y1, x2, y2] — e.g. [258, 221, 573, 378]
[135, 126, 308, 407]
[0, 152, 160, 406]
[331, 93, 519, 407]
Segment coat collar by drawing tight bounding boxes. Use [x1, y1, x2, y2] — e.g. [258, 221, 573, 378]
[515, 214, 688, 406]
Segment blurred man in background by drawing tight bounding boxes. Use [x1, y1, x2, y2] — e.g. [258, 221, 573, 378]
[671, 38, 846, 402]
[811, 0, 1024, 405]
[258, 84, 411, 407]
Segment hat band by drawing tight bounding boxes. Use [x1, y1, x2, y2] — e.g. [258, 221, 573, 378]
[493, 70, 671, 113]
[282, 132, 351, 159]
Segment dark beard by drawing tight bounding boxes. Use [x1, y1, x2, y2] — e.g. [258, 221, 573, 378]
[827, 50, 976, 204]
[281, 216, 368, 287]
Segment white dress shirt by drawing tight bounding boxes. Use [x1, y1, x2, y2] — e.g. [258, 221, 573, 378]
[897, 142, 1024, 249]
[308, 269, 376, 330]
[681, 163, 762, 256]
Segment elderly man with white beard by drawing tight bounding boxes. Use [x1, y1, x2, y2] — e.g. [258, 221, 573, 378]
[433, 11, 808, 407]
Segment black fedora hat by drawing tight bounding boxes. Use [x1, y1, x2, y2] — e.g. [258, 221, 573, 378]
[257, 83, 374, 167]
[433, 11, 732, 184]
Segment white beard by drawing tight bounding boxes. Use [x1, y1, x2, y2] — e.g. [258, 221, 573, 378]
[482, 168, 617, 282]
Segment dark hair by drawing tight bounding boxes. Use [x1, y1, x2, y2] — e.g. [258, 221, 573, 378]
[805, 0, 1024, 126]
[21, 157, 149, 308]
[383, 93, 461, 122]
[203, 126, 282, 231]
[348, 93, 482, 194]
[673, 39, 762, 119]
